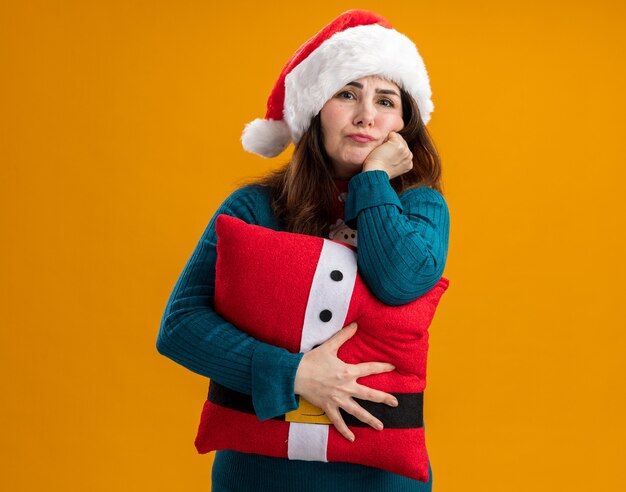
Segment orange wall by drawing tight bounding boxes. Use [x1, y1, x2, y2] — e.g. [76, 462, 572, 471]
[2, 1, 625, 490]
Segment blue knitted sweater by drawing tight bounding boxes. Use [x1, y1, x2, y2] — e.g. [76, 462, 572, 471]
[157, 170, 450, 491]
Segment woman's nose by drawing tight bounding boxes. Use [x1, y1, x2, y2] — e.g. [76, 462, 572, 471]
[353, 100, 376, 126]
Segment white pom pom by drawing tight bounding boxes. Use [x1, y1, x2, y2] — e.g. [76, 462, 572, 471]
[241, 118, 292, 158]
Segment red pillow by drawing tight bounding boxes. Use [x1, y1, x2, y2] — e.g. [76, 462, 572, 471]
[194, 214, 449, 481]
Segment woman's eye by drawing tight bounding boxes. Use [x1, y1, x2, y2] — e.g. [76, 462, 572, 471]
[378, 98, 394, 107]
[337, 91, 355, 100]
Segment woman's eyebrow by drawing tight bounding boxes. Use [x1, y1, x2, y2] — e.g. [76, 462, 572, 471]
[376, 89, 400, 97]
[346, 81, 400, 97]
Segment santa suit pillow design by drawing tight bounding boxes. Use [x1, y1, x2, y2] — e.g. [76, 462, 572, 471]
[194, 214, 449, 482]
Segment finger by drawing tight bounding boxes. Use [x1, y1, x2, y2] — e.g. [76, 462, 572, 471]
[324, 322, 358, 352]
[326, 406, 355, 442]
[342, 399, 384, 431]
[353, 386, 399, 407]
[389, 131, 407, 144]
[385, 131, 403, 143]
[353, 361, 396, 377]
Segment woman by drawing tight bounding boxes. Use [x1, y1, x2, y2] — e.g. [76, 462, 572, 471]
[157, 9, 449, 492]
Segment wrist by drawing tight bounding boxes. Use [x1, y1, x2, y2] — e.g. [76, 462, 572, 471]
[293, 352, 310, 395]
[362, 161, 389, 177]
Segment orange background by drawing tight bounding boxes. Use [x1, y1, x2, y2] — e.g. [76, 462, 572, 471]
[2, 1, 625, 490]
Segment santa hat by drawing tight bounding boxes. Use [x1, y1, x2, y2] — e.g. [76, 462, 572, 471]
[241, 9, 434, 158]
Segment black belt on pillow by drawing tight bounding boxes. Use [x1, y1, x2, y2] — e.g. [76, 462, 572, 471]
[208, 381, 424, 429]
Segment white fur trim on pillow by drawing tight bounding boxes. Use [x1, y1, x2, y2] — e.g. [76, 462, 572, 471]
[241, 118, 292, 158]
[284, 24, 434, 144]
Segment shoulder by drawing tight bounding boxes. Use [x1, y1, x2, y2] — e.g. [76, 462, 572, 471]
[222, 183, 271, 207]
[217, 183, 275, 226]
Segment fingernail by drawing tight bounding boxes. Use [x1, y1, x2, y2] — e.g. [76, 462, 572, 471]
[375, 422, 383, 431]
[390, 399, 398, 407]
[349, 434, 355, 442]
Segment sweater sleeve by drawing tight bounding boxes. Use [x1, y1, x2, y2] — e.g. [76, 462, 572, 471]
[156, 185, 303, 420]
[344, 170, 450, 306]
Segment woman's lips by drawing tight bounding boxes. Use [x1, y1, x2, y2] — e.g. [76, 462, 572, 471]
[347, 134, 375, 143]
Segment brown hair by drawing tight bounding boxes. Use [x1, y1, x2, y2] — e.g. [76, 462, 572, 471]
[239, 88, 443, 237]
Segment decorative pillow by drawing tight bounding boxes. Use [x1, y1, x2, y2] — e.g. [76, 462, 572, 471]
[194, 214, 449, 482]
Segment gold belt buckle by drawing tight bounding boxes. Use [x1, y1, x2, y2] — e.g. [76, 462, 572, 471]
[285, 397, 331, 424]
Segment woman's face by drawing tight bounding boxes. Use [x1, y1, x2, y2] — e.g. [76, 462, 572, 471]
[320, 75, 404, 179]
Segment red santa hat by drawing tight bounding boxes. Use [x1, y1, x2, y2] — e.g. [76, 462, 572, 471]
[241, 9, 435, 158]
